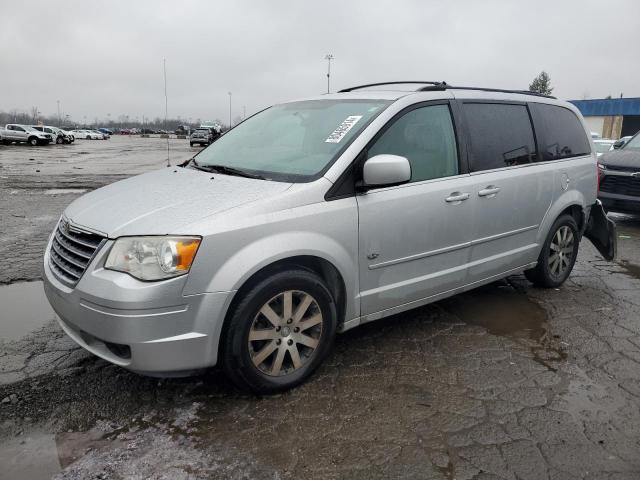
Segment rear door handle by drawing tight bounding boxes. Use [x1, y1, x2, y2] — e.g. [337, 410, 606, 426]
[445, 192, 470, 204]
[478, 186, 500, 197]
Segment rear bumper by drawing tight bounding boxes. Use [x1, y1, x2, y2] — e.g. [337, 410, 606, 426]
[43, 242, 233, 375]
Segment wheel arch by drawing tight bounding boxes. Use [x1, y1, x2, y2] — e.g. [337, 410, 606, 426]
[217, 254, 348, 363]
[538, 190, 588, 245]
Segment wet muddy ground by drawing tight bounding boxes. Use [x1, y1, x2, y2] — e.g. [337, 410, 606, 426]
[1, 137, 640, 479]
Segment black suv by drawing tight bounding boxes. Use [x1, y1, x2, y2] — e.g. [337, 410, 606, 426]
[598, 131, 640, 214]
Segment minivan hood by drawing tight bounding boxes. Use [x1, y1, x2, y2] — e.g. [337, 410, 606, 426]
[599, 149, 640, 169]
[64, 167, 292, 237]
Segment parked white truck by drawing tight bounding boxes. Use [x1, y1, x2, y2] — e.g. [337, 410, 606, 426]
[0, 124, 53, 146]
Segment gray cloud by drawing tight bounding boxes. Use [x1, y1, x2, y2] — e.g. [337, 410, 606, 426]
[1, 0, 638, 123]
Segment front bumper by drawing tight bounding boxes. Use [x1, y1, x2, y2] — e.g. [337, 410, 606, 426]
[43, 238, 233, 375]
[599, 191, 640, 213]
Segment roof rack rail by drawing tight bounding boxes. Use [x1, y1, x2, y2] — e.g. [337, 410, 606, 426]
[418, 84, 555, 99]
[338, 81, 448, 93]
[337, 81, 555, 99]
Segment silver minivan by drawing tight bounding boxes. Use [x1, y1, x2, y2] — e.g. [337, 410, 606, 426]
[43, 82, 616, 393]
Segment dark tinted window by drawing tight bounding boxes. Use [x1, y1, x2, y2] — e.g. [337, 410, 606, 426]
[464, 103, 536, 172]
[368, 104, 458, 183]
[530, 103, 590, 160]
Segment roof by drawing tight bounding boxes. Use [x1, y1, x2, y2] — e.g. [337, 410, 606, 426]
[569, 97, 640, 116]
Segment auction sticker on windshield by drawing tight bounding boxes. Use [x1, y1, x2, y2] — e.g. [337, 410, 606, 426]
[325, 116, 363, 143]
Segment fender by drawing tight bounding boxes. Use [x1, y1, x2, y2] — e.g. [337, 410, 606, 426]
[536, 189, 588, 247]
[195, 231, 359, 321]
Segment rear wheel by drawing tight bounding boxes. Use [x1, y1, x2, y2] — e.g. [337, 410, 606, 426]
[525, 214, 579, 288]
[222, 269, 337, 394]
[56, 136, 63, 144]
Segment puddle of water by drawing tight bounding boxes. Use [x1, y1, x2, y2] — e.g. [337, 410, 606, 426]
[441, 282, 547, 341]
[43, 189, 87, 195]
[0, 430, 110, 480]
[0, 433, 61, 480]
[440, 282, 567, 370]
[0, 281, 57, 341]
[618, 260, 640, 280]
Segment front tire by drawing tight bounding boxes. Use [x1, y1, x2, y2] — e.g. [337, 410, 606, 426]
[28, 137, 38, 146]
[525, 214, 579, 288]
[222, 269, 337, 394]
[56, 136, 63, 144]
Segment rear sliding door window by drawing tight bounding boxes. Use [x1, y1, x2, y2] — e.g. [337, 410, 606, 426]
[464, 103, 537, 172]
[529, 103, 590, 160]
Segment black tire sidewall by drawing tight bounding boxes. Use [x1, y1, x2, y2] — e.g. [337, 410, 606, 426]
[537, 215, 579, 287]
[223, 269, 337, 393]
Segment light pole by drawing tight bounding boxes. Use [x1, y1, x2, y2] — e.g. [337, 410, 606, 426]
[228, 92, 232, 129]
[57, 100, 61, 127]
[324, 54, 334, 94]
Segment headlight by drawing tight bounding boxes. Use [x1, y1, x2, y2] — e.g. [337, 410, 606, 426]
[105, 236, 201, 281]
[597, 162, 606, 170]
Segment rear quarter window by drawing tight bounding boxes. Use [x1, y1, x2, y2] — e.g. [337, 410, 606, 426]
[530, 103, 590, 161]
[463, 103, 537, 172]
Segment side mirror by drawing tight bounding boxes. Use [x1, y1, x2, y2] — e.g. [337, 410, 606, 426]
[362, 154, 411, 188]
[613, 140, 624, 150]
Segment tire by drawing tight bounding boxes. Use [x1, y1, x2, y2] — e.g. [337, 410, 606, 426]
[525, 214, 579, 288]
[28, 137, 38, 146]
[56, 136, 63, 144]
[86, 135, 91, 140]
[190, 142, 194, 147]
[222, 268, 338, 394]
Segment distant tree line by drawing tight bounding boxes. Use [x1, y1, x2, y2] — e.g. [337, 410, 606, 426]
[0, 109, 229, 131]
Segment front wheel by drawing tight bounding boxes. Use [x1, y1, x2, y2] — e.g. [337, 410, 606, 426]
[525, 214, 579, 288]
[28, 137, 38, 146]
[56, 136, 63, 144]
[222, 269, 337, 394]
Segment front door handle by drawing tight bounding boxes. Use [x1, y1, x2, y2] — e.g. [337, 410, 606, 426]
[478, 186, 500, 197]
[445, 192, 470, 204]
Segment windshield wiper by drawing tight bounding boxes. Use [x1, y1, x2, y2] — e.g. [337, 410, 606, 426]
[190, 162, 266, 180]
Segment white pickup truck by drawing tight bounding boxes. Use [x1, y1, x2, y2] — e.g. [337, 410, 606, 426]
[0, 124, 52, 146]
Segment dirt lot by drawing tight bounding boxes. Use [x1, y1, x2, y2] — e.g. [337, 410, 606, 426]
[1, 136, 640, 479]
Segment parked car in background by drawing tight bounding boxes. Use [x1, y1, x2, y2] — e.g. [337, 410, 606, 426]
[72, 129, 103, 140]
[591, 131, 602, 139]
[613, 136, 633, 150]
[598, 131, 640, 214]
[60, 129, 75, 143]
[593, 139, 615, 157]
[1, 124, 52, 145]
[32, 125, 72, 144]
[90, 129, 109, 139]
[43, 82, 616, 393]
[98, 128, 114, 136]
[190, 127, 218, 146]
[120, 129, 131, 135]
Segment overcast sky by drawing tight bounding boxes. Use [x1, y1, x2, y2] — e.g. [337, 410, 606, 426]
[1, 0, 638, 124]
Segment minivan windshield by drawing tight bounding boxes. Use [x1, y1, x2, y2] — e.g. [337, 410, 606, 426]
[192, 99, 391, 182]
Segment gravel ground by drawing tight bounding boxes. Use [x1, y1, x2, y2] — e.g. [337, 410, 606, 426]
[1, 137, 640, 479]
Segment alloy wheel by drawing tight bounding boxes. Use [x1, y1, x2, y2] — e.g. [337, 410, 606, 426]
[548, 225, 574, 277]
[248, 290, 323, 376]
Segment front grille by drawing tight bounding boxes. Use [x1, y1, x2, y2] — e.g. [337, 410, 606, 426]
[49, 219, 105, 286]
[605, 164, 640, 173]
[600, 175, 640, 197]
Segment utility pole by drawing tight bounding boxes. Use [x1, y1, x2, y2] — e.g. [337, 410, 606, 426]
[228, 92, 232, 129]
[57, 100, 61, 127]
[163, 58, 170, 167]
[324, 54, 334, 94]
